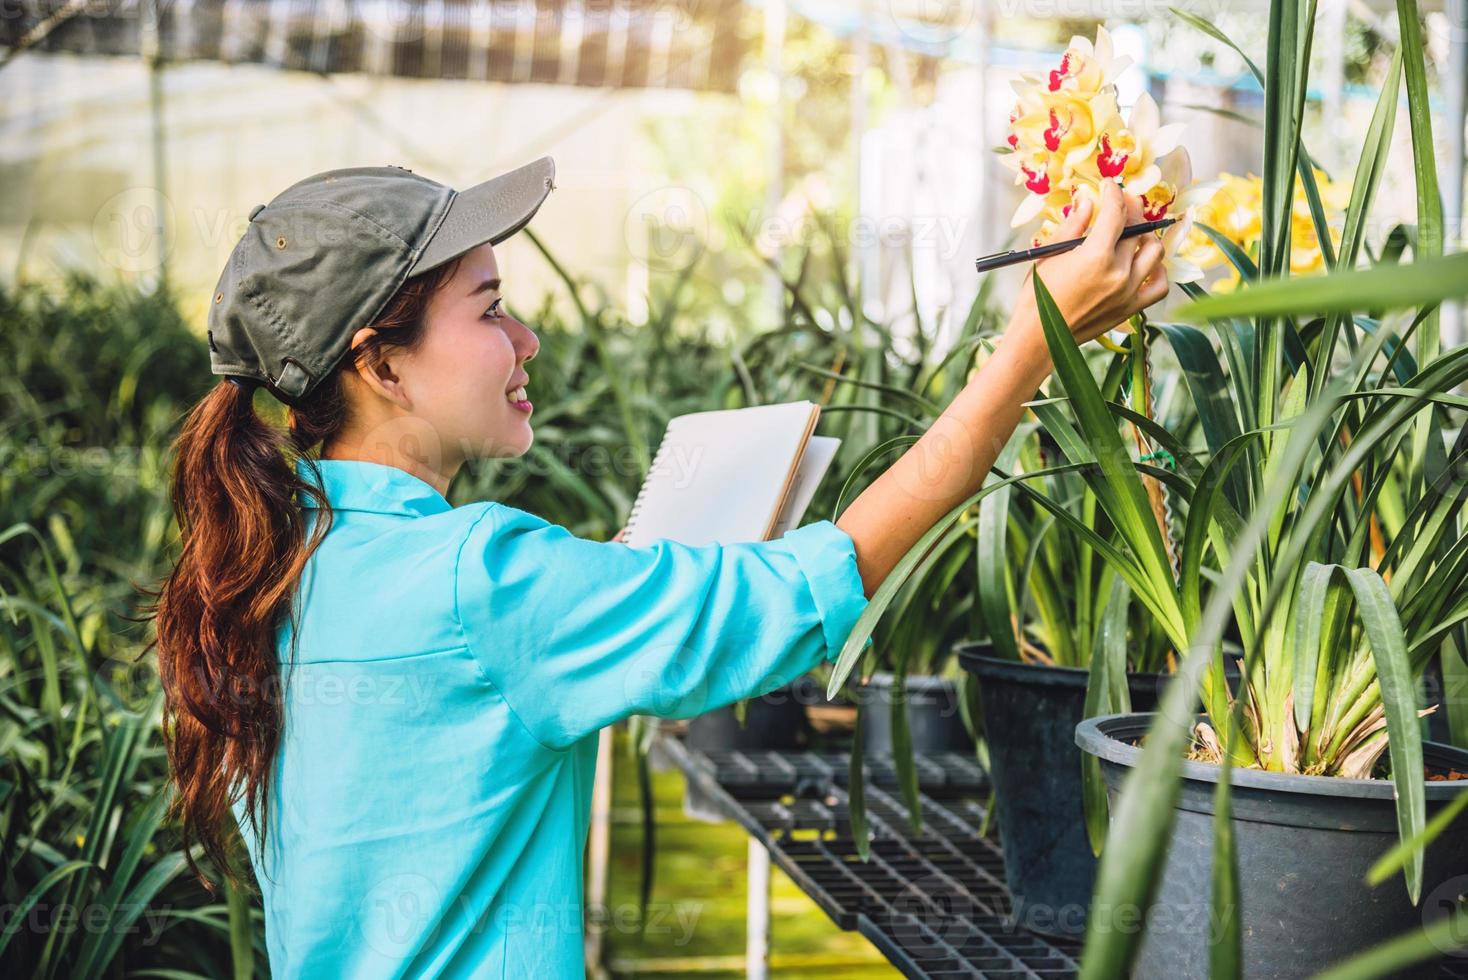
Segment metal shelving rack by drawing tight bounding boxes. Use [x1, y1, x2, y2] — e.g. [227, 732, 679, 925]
[653, 736, 1081, 978]
[653, 734, 1468, 980]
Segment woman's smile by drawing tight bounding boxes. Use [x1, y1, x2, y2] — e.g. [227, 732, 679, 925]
[506, 374, 532, 413]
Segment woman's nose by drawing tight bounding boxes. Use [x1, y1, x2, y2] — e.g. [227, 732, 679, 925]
[516, 320, 539, 362]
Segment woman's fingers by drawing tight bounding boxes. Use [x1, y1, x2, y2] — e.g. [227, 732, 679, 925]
[1139, 268, 1171, 307]
[1125, 191, 1145, 224]
[1027, 181, 1173, 342]
[1133, 246, 1171, 307]
[1083, 180, 1127, 255]
[1057, 193, 1095, 240]
[1129, 237, 1165, 288]
[1111, 190, 1146, 265]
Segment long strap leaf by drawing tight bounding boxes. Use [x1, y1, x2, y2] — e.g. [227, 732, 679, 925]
[1343, 567, 1426, 902]
[976, 432, 1029, 661]
[827, 460, 1104, 697]
[1179, 253, 1468, 322]
[1033, 273, 1184, 634]
[72, 788, 172, 980]
[1081, 577, 1132, 856]
[0, 860, 94, 959]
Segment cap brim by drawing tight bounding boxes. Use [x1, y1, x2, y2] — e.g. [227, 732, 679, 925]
[406, 156, 556, 277]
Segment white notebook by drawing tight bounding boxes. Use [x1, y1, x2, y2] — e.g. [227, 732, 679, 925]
[622, 401, 842, 548]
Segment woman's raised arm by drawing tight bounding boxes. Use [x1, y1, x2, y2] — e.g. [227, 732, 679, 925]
[837, 179, 1169, 596]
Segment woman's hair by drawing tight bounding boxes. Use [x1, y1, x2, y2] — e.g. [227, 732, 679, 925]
[143, 253, 465, 892]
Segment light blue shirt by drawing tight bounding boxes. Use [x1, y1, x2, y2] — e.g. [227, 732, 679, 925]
[232, 457, 869, 977]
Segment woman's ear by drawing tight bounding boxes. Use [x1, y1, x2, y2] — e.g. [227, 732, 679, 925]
[348, 327, 412, 410]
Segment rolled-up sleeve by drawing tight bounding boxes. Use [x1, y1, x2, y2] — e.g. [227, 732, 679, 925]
[453, 503, 869, 751]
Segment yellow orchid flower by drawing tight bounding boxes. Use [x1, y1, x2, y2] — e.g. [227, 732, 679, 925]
[1018, 25, 1132, 98]
[1013, 96, 1096, 161]
[1180, 169, 1349, 285]
[1076, 93, 1186, 196]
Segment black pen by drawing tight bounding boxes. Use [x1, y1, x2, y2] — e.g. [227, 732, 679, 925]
[974, 217, 1178, 274]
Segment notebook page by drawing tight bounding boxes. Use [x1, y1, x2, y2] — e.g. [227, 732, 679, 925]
[768, 436, 842, 539]
[623, 401, 818, 548]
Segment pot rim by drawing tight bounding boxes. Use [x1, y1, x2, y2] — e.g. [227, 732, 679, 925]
[954, 644, 1236, 686]
[957, 648, 1091, 685]
[1076, 712, 1468, 801]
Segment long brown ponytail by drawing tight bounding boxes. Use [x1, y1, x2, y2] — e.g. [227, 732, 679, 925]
[144, 253, 465, 892]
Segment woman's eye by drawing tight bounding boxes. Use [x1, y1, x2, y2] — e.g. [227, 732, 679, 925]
[483, 298, 504, 320]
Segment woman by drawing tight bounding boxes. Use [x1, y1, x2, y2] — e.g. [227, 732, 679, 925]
[148, 157, 1165, 976]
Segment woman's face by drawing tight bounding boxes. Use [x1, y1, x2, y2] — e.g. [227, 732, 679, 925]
[405, 242, 539, 462]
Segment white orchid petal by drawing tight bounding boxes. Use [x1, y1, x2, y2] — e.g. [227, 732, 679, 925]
[1129, 93, 1159, 138]
[1153, 146, 1192, 187]
[1151, 123, 1187, 159]
[1012, 193, 1047, 228]
[1173, 146, 1194, 187]
[1162, 209, 1197, 250]
[998, 150, 1026, 173]
[1166, 255, 1206, 284]
[1178, 178, 1223, 208]
[1127, 165, 1162, 197]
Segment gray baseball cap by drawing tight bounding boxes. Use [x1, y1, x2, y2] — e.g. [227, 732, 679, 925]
[207, 156, 556, 403]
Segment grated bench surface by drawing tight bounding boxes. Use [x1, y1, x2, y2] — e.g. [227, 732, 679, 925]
[653, 736, 1468, 980]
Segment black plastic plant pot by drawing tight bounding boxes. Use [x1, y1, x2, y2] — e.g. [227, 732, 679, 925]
[685, 674, 814, 752]
[957, 645, 1167, 938]
[859, 671, 975, 757]
[1076, 712, 1468, 979]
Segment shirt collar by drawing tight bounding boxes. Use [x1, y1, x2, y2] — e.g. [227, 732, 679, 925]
[295, 458, 452, 518]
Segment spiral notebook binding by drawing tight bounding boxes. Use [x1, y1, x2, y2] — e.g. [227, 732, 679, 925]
[623, 430, 678, 539]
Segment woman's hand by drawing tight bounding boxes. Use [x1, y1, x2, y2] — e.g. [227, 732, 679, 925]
[1004, 179, 1170, 360]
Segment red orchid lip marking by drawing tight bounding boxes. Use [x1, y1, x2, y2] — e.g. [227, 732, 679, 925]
[1096, 133, 1130, 178]
[1043, 107, 1072, 152]
[1143, 191, 1175, 221]
[1048, 52, 1076, 91]
[1021, 165, 1051, 195]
